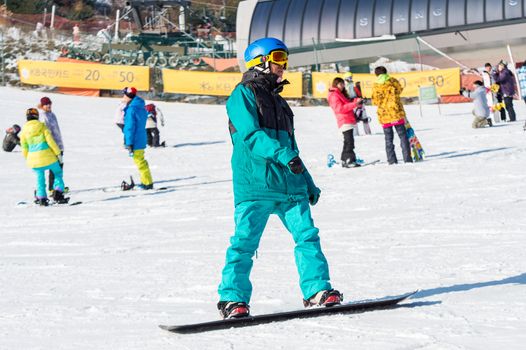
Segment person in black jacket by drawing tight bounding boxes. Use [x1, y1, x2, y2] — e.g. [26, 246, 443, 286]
[3, 124, 21, 152]
[492, 60, 517, 122]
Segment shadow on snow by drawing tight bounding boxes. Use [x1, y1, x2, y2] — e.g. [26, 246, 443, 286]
[413, 273, 526, 299]
[172, 141, 225, 148]
[71, 176, 196, 193]
[98, 179, 231, 203]
[426, 147, 511, 159]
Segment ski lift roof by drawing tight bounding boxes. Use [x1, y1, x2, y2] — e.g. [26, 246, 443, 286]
[236, 0, 526, 68]
[240, 0, 525, 48]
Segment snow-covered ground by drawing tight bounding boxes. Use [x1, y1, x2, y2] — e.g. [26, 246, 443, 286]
[1, 86, 525, 349]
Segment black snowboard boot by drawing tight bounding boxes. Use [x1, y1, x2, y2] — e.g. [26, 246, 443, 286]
[303, 289, 343, 307]
[138, 183, 154, 190]
[52, 190, 70, 204]
[342, 159, 361, 168]
[217, 301, 250, 319]
[34, 198, 49, 206]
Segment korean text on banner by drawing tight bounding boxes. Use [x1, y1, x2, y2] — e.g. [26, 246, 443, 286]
[18, 60, 150, 90]
[162, 70, 303, 98]
[312, 68, 460, 99]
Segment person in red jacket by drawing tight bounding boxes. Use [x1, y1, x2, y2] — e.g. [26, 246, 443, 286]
[327, 77, 362, 168]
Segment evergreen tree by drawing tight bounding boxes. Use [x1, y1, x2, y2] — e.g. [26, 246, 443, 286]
[6, 0, 48, 14]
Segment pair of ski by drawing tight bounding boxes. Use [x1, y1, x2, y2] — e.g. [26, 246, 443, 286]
[160, 290, 417, 334]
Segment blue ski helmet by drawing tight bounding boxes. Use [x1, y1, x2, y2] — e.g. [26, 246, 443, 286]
[244, 37, 289, 70]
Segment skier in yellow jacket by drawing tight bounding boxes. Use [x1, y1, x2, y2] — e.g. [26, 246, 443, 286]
[20, 108, 66, 206]
[371, 66, 412, 164]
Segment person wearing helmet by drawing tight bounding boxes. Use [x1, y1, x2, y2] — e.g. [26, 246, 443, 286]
[3, 124, 21, 152]
[19, 108, 66, 206]
[145, 103, 165, 147]
[122, 87, 154, 190]
[217, 37, 341, 319]
[492, 60, 517, 122]
[343, 72, 372, 135]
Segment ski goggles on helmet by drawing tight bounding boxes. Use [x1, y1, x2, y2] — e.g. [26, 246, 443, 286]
[246, 50, 288, 69]
[26, 108, 39, 119]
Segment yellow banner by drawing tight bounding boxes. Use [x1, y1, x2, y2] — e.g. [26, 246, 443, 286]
[162, 70, 303, 98]
[312, 68, 461, 99]
[18, 60, 150, 90]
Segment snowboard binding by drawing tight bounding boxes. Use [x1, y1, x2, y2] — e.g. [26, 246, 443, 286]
[52, 190, 70, 204]
[327, 154, 338, 168]
[121, 176, 135, 191]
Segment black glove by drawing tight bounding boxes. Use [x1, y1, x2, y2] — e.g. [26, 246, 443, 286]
[309, 193, 320, 206]
[126, 145, 134, 157]
[287, 156, 304, 174]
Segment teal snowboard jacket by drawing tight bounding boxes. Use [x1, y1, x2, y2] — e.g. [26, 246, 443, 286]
[226, 71, 320, 205]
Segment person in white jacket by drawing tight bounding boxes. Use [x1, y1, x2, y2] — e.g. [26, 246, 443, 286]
[461, 81, 491, 128]
[38, 96, 66, 193]
[145, 103, 165, 147]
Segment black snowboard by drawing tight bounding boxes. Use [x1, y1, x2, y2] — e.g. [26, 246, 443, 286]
[358, 159, 381, 167]
[159, 290, 417, 334]
[16, 200, 82, 207]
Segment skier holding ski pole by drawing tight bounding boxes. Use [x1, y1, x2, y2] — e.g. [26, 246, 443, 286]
[217, 37, 341, 319]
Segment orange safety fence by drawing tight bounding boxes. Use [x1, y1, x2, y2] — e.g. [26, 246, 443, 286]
[440, 73, 481, 103]
[201, 57, 239, 72]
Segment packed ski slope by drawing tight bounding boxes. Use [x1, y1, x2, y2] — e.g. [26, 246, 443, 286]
[1, 86, 525, 349]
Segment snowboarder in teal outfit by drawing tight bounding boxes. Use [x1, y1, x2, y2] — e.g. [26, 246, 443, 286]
[217, 37, 342, 319]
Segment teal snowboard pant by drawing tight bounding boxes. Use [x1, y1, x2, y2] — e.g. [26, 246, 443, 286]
[33, 161, 64, 198]
[218, 199, 332, 303]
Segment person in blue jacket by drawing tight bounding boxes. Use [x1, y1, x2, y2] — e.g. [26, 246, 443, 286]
[122, 87, 153, 189]
[217, 37, 341, 319]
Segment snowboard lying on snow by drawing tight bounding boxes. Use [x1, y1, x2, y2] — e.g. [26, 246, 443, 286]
[160, 290, 418, 334]
[16, 199, 82, 207]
